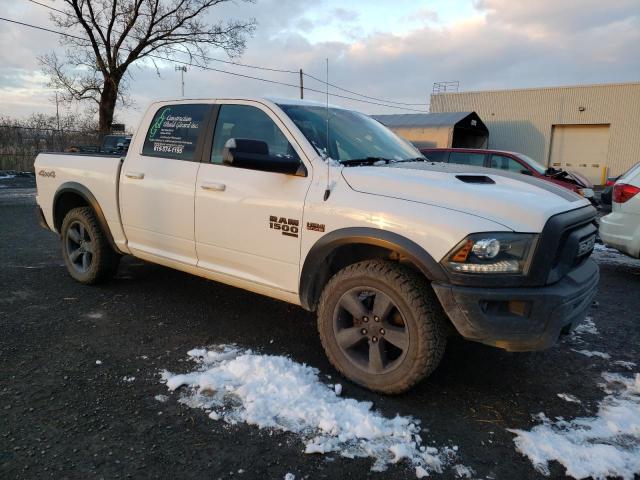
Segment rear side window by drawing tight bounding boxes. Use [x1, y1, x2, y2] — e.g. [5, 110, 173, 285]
[142, 104, 210, 160]
[423, 151, 448, 163]
[449, 152, 486, 167]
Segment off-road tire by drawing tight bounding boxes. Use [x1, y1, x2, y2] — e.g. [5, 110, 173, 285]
[60, 207, 120, 284]
[317, 260, 447, 394]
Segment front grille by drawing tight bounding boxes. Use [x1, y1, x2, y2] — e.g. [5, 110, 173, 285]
[548, 219, 597, 283]
[527, 206, 598, 286]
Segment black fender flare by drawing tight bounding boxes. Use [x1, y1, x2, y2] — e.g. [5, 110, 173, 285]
[299, 227, 448, 310]
[53, 182, 122, 254]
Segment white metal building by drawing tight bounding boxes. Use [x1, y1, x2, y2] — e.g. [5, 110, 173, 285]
[429, 82, 640, 185]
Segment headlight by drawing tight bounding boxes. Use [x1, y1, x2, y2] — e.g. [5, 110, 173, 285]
[444, 233, 538, 275]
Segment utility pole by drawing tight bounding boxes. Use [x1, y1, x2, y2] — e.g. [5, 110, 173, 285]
[55, 91, 61, 151]
[299, 69, 304, 99]
[175, 65, 187, 97]
[55, 92, 61, 131]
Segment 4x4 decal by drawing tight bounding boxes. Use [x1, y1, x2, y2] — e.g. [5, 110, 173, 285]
[306, 222, 325, 232]
[269, 216, 299, 238]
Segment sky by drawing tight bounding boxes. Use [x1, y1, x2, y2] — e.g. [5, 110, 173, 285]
[0, 0, 639, 129]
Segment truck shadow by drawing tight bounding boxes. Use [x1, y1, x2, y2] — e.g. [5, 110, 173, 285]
[114, 256, 556, 396]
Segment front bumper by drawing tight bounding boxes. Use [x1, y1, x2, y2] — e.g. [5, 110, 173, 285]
[432, 259, 599, 352]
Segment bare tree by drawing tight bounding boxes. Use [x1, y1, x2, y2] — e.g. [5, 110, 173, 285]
[40, 0, 256, 134]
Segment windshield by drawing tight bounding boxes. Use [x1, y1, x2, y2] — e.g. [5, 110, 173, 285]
[278, 104, 423, 163]
[515, 153, 547, 175]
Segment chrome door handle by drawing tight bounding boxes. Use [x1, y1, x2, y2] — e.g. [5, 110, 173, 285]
[201, 182, 226, 192]
[125, 171, 145, 179]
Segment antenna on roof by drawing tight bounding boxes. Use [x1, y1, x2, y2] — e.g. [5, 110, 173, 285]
[432, 81, 459, 94]
[323, 58, 331, 201]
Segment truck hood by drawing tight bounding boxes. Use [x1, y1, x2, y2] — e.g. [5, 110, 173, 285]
[341, 162, 590, 232]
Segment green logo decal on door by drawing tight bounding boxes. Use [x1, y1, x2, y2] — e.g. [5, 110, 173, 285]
[149, 108, 171, 138]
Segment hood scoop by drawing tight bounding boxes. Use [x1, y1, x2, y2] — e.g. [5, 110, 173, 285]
[455, 175, 495, 184]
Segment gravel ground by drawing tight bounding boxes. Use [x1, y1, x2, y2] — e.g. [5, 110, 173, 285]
[1, 174, 639, 479]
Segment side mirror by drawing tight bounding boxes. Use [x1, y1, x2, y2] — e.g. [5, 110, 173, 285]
[223, 138, 304, 176]
[520, 169, 533, 176]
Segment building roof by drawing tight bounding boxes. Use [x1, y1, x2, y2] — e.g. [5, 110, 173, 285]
[429, 81, 640, 97]
[372, 112, 476, 128]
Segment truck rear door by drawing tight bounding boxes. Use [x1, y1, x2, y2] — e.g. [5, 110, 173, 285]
[119, 103, 212, 266]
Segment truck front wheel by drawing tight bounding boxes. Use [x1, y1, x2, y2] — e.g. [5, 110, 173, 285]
[60, 207, 120, 284]
[317, 260, 447, 394]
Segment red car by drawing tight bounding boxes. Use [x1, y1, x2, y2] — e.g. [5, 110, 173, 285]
[420, 148, 596, 203]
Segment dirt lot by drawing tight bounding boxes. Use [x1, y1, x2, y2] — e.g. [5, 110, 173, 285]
[1, 175, 639, 479]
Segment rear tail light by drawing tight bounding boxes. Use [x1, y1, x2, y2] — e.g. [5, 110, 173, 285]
[613, 183, 640, 203]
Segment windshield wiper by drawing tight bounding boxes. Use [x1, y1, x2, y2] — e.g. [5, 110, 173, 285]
[340, 157, 393, 166]
[391, 157, 427, 163]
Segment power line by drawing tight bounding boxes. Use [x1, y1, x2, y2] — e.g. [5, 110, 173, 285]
[0, 16, 429, 112]
[303, 71, 428, 106]
[0, 125, 95, 133]
[25, 0, 430, 109]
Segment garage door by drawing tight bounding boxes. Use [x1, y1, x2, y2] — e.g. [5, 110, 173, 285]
[549, 124, 610, 185]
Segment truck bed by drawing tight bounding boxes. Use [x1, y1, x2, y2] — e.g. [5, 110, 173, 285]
[34, 152, 129, 253]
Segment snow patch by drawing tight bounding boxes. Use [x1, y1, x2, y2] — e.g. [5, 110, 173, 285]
[452, 464, 475, 478]
[572, 316, 598, 336]
[509, 372, 640, 480]
[154, 394, 168, 403]
[557, 393, 581, 404]
[614, 361, 637, 370]
[571, 349, 611, 359]
[160, 345, 456, 475]
[122, 376, 135, 383]
[592, 245, 640, 268]
[284, 474, 295, 480]
[415, 466, 429, 478]
[95, 360, 102, 365]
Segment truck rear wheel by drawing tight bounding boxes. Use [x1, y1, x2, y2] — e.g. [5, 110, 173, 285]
[60, 207, 120, 284]
[317, 260, 446, 394]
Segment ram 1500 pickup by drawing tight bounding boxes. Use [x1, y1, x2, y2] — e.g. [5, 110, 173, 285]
[35, 98, 599, 393]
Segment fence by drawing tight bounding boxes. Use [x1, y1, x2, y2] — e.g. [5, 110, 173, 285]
[0, 126, 101, 172]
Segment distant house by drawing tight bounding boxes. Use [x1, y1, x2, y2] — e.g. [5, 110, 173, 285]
[429, 82, 640, 184]
[373, 111, 488, 149]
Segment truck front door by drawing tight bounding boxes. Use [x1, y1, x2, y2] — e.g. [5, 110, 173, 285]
[120, 103, 212, 266]
[195, 102, 312, 293]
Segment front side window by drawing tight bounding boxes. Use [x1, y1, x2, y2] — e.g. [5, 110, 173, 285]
[515, 153, 547, 175]
[449, 152, 486, 167]
[142, 104, 210, 161]
[277, 104, 422, 163]
[210, 104, 298, 164]
[490, 154, 525, 173]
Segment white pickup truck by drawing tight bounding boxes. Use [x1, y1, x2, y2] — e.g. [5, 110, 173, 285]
[35, 98, 599, 393]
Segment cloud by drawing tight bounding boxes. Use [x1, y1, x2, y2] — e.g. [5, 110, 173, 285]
[330, 8, 359, 23]
[0, 0, 638, 129]
[403, 8, 440, 24]
[475, 0, 640, 32]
